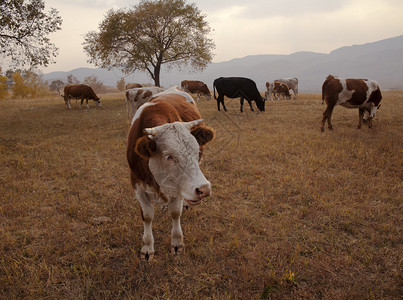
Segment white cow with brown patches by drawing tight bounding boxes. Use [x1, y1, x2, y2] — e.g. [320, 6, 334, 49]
[125, 86, 165, 118]
[127, 94, 214, 260]
[152, 86, 196, 104]
[321, 75, 382, 131]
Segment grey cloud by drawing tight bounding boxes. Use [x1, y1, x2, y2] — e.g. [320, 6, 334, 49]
[52, 0, 136, 10]
[197, 0, 350, 18]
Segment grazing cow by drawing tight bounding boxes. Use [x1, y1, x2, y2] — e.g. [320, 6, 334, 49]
[125, 83, 142, 90]
[62, 84, 101, 109]
[213, 77, 266, 112]
[321, 75, 382, 131]
[275, 77, 298, 99]
[125, 86, 165, 118]
[265, 81, 291, 100]
[127, 95, 214, 260]
[181, 80, 212, 101]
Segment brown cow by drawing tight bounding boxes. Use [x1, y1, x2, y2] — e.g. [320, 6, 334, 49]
[181, 80, 212, 101]
[321, 75, 382, 131]
[62, 84, 101, 109]
[275, 77, 298, 99]
[127, 94, 214, 260]
[125, 83, 142, 90]
[265, 81, 291, 100]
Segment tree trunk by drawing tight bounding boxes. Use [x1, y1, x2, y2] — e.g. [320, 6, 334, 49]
[153, 63, 161, 87]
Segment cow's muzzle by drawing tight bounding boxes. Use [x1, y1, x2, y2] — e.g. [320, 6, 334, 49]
[184, 183, 211, 206]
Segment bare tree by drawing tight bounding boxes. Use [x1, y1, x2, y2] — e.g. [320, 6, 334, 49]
[116, 78, 126, 92]
[67, 74, 80, 85]
[84, 75, 105, 93]
[49, 80, 64, 95]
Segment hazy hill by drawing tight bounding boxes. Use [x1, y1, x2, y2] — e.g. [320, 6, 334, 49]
[43, 35, 403, 93]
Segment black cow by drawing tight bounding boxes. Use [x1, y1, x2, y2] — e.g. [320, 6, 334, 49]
[213, 77, 266, 112]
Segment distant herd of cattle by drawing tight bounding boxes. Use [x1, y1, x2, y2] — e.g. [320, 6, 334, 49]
[61, 75, 382, 132]
[60, 75, 383, 260]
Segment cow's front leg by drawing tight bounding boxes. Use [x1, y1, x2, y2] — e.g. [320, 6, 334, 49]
[240, 97, 244, 112]
[169, 198, 184, 255]
[86, 99, 90, 109]
[80, 99, 84, 109]
[136, 188, 155, 260]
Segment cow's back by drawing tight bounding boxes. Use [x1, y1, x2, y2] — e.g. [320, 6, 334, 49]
[215, 77, 258, 96]
[151, 94, 202, 122]
[238, 78, 262, 100]
[64, 84, 98, 100]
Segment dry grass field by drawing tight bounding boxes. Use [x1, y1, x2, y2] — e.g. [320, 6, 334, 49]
[0, 91, 402, 299]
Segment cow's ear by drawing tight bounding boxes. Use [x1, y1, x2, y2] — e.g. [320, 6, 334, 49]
[135, 136, 157, 158]
[191, 126, 215, 146]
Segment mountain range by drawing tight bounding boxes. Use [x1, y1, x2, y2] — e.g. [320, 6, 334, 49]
[43, 35, 403, 93]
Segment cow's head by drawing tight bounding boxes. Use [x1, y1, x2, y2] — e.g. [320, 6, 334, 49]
[94, 97, 101, 107]
[363, 104, 381, 123]
[135, 120, 214, 205]
[257, 97, 266, 111]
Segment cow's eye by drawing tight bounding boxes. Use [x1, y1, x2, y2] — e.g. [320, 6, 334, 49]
[167, 155, 175, 161]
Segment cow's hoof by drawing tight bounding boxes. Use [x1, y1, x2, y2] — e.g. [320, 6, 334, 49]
[141, 251, 154, 261]
[171, 245, 184, 255]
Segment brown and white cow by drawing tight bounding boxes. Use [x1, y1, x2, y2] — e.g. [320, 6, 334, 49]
[181, 80, 212, 101]
[265, 81, 291, 100]
[125, 86, 165, 118]
[275, 77, 298, 99]
[152, 86, 196, 105]
[62, 84, 101, 109]
[125, 83, 142, 90]
[321, 75, 382, 131]
[127, 94, 214, 260]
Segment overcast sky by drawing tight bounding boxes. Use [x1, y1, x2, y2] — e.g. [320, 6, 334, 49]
[40, 0, 403, 73]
